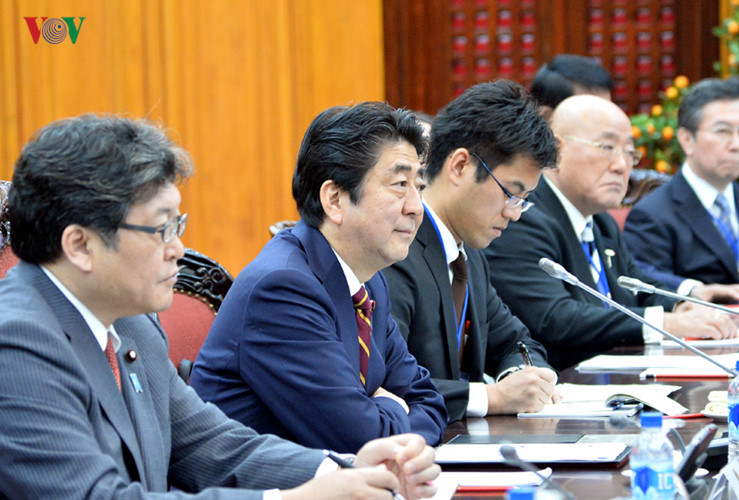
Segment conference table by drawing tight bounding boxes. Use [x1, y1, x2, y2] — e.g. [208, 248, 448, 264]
[442, 344, 736, 499]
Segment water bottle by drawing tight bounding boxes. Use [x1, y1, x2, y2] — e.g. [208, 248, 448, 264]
[507, 487, 536, 500]
[630, 411, 675, 500]
[729, 360, 739, 463]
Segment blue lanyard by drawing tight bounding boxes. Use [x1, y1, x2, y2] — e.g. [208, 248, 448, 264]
[709, 212, 739, 262]
[425, 206, 470, 348]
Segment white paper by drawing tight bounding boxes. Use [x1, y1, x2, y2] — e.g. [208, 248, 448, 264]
[546, 383, 688, 416]
[662, 337, 739, 348]
[577, 353, 739, 372]
[437, 468, 551, 490]
[434, 442, 628, 464]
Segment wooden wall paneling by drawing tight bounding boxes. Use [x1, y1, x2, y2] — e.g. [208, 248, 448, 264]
[0, 0, 20, 179]
[384, 0, 451, 114]
[674, 0, 720, 84]
[1, 0, 385, 274]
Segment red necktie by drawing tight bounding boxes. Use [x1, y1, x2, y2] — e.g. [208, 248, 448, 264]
[352, 286, 374, 386]
[105, 333, 121, 391]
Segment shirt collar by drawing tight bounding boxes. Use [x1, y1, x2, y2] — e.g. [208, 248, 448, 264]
[40, 266, 121, 353]
[331, 249, 363, 296]
[544, 176, 593, 242]
[681, 162, 736, 213]
[423, 200, 467, 265]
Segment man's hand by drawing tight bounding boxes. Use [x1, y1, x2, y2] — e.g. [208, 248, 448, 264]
[690, 284, 739, 304]
[486, 366, 558, 415]
[281, 466, 399, 500]
[664, 306, 738, 339]
[355, 433, 439, 500]
[373, 386, 410, 414]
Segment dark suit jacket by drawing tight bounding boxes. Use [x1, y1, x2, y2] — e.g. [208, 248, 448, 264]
[482, 179, 675, 370]
[0, 262, 323, 499]
[624, 172, 739, 288]
[382, 216, 550, 421]
[190, 220, 446, 453]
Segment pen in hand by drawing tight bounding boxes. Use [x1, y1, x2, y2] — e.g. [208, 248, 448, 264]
[517, 341, 533, 367]
[323, 450, 407, 500]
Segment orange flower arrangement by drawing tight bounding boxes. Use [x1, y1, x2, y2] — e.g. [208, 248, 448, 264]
[714, 3, 739, 75]
[629, 76, 689, 174]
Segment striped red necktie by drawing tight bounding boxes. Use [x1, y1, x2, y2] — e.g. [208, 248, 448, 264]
[352, 286, 374, 386]
[104, 332, 121, 391]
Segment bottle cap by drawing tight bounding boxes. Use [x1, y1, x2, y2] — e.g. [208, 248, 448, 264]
[508, 487, 536, 500]
[640, 411, 663, 428]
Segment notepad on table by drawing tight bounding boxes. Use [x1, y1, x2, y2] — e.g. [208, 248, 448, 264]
[530, 383, 688, 417]
[433, 468, 551, 495]
[577, 353, 738, 372]
[435, 442, 630, 467]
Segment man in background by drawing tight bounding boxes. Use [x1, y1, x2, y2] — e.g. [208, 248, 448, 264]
[530, 54, 613, 117]
[191, 102, 447, 453]
[0, 114, 439, 499]
[484, 95, 736, 370]
[624, 77, 739, 294]
[383, 81, 560, 422]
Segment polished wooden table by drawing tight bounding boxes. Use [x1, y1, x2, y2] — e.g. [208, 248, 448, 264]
[444, 345, 733, 499]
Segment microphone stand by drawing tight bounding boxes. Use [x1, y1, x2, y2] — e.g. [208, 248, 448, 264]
[499, 445, 576, 500]
[539, 259, 737, 377]
[617, 277, 739, 316]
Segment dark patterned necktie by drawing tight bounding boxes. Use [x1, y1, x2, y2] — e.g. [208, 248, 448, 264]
[352, 286, 374, 386]
[450, 254, 468, 363]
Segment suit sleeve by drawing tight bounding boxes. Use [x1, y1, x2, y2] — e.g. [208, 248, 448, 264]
[624, 203, 687, 291]
[383, 258, 471, 422]
[479, 267, 551, 376]
[239, 268, 445, 453]
[0, 315, 321, 500]
[483, 210, 647, 355]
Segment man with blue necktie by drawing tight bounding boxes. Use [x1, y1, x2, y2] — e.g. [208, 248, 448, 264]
[484, 95, 737, 370]
[625, 77, 739, 296]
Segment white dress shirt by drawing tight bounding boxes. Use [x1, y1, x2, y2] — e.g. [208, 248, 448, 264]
[544, 177, 664, 344]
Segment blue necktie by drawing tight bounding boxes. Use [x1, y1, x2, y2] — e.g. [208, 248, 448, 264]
[713, 194, 739, 269]
[581, 221, 610, 305]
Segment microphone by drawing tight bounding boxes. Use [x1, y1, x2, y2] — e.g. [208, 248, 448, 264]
[617, 276, 739, 316]
[538, 258, 737, 377]
[608, 413, 686, 453]
[499, 445, 575, 500]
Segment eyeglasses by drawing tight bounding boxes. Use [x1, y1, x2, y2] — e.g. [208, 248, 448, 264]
[563, 135, 643, 167]
[699, 125, 739, 143]
[469, 152, 534, 213]
[119, 213, 188, 244]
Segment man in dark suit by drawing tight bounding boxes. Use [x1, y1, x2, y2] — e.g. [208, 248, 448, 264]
[530, 53, 613, 119]
[382, 81, 561, 422]
[624, 77, 739, 295]
[0, 114, 439, 499]
[190, 103, 447, 453]
[484, 95, 737, 370]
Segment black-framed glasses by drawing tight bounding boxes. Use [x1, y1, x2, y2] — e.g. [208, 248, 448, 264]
[563, 135, 643, 167]
[469, 152, 534, 213]
[119, 213, 188, 244]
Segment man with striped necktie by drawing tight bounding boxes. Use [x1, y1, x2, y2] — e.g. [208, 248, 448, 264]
[625, 77, 739, 297]
[191, 102, 446, 453]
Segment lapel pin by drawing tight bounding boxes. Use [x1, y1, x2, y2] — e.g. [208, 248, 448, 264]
[124, 349, 137, 362]
[129, 373, 143, 393]
[604, 249, 615, 268]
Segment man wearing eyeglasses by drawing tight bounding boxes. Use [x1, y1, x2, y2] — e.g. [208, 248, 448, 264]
[383, 81, 561, 421]
[0, 114, 440, 499]
[484, 95, 737, 371]
[624, 77, 739, 292]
